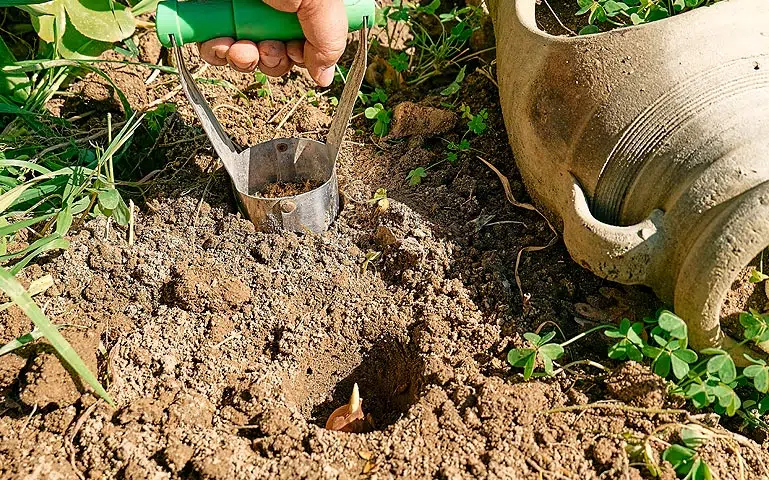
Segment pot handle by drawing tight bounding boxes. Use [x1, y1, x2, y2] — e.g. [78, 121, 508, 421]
[561, 175, 665, 285]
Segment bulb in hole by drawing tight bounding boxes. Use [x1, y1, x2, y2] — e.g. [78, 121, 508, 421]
[325, 383, 375, 433]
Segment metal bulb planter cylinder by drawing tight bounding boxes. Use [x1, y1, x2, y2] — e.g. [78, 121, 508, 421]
[489, 0, 769, 362]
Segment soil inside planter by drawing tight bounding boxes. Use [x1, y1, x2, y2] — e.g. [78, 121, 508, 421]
[258, 179, 323, 198]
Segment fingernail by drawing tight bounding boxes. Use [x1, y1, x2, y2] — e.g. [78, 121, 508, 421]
[318, 65, 335, 87]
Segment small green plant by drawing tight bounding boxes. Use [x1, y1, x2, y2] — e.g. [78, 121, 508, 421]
[405, 106, 489, 185]
[507, 331, 565, 379]
[440, 66, 466, 98]
[253, 71, 271, 98]
[406, 167, 427, 186]
[575, 0, 721, 34]
[377, 1, 485, 86]
[361, 250, 382, 273]
[367, 188, 390, 213]
[509, 308, 769, 421]
[364, 103, 392, 137]
[662, 444, 712, 480]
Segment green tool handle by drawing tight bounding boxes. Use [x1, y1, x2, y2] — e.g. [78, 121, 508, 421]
[156, 0, 374, 47]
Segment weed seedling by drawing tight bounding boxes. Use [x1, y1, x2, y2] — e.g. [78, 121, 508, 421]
[407, 105, 488, 184]
[364, 103, 392, 137]
[253, 71, 272, 98]
[406, 167, 427, 186]
[575, 0, 721, 34]
[361, 250, 382, 273]
[367, 188, 390, 213]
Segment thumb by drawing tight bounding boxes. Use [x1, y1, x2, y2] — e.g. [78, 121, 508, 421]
[296, 0, 348, 86]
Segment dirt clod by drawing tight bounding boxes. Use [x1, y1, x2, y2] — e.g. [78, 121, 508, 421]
[605, 361, 668, 409]
[387, 102, 457, 139]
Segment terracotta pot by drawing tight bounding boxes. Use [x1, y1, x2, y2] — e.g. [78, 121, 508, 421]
[489, 0, 769, 360]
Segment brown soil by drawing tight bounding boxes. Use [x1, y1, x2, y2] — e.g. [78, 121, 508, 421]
[387, 102, 457, 139]
[721, 257, 769, 339]
[258, 179, 324, 198]
[3, 6, 769, 480]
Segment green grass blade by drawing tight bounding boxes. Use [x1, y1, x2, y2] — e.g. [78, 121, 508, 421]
[0, 325, 65, 356]
[0, 273, 53, 312]
[0, 214, 56, 237]
[10, 236, 69, 274]
[0, 159, 53, 175]
[0, 266, 114, 405]
[0, 234, 64, 262]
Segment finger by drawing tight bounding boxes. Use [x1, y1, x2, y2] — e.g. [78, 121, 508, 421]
[226, 40, 260, 72]
[263, 0, 347, 86]
[257, 41, 293, 77]
[286, 40, 305, 65]
[198, 38, 234, 66]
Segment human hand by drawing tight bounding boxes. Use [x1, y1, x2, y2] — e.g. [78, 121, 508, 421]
[197, 0, 348, 87]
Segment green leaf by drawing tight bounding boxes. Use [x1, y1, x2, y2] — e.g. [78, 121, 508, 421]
[686, 383, 711, 408]
[63, 0, 136, 42]
[758, 395, 769, 414]
[55, 205, 73, 236]
[658, 310, 687, 339]
[365, 105, 381, 119]
[0, 37, 30, 103]
[388, 52, 409, 72]
[707, 354, 736, 383]
[468, 110, 488, 135]
[508, 348, 534, 367]
[680, 425, 708, 448]
[111, 196, 130, 226]
[523, 332, 541, 345]
[539, 343, 564, 361]
[98, 188, 120, 210]
[645, 5, 669, 21]
[539, 331, 557, 345]
[693, 459, 713, 480]
[740, 311, 769, 341]
[670, 353, 690, 379]
[130, 0, 160, 15]
[373, 120, 388, 137]
[627, 343, 643, 362]
[662, 444, 696, 475]
[406, 167, 427, 186]
[630, 12, 644, 24]
[59, 14, 114, 59]
[744, 364, 769, 393]
[642, 345, 662, 358]
[0, 324, 65, 356]
[523, 352, 536, 380]
[603, 0, 626, 15]
[674, 348, 698, 363]
[0, 266, 114, 405]
[419, 0, 440, 14]
[653, 353, 671, 378]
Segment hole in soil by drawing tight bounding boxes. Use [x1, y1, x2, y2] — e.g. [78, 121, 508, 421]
[721, 251, 769, 337]
[285, 338, 424, 432]
[276, 142, 288, 152]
